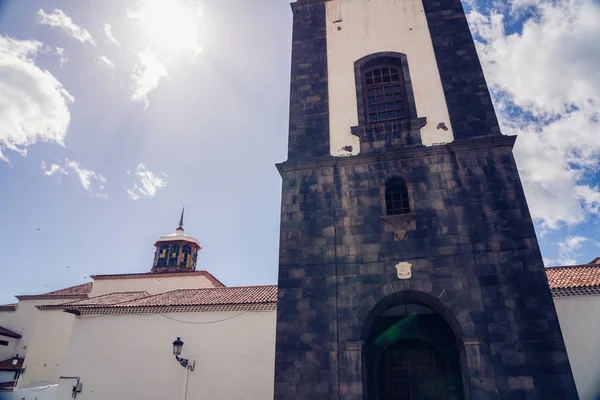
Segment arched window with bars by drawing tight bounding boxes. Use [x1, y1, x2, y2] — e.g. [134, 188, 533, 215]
[168, 244, 180, 267]
[354, 53, 417, 127]
[363, 65, 409, 123]
[180, 245, 191, 267]
[157, 244, 169, 267]
[385, 177, 411, 216]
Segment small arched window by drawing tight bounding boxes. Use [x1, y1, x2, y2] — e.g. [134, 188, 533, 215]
[363, 65, 409, 124]
[168, 244, 180, 267]
[180, 245, 191, 267]
[157, 245, 169, 267]
[385, 177, 411, 215]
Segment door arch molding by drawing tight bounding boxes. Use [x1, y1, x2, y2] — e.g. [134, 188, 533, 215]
[356, 283, 481, 399]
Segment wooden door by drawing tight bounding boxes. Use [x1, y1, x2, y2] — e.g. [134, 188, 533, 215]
[378, 341, 450, 400]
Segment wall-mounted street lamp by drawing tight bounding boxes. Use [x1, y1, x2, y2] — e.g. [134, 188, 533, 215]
[172, 337, 195, 371]
[11, 354, 25, 374]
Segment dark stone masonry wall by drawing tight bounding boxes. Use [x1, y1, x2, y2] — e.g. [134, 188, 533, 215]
[275, 0, 577, 398]
[423, 0, 502, 140]
[274, 137, 577, 399]
[286, 0, 330, 161]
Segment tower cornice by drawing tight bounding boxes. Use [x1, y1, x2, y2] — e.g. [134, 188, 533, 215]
[276, 135, 516, 173]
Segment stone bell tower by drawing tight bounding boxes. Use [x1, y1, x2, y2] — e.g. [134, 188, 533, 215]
[274, 0, 578, 398]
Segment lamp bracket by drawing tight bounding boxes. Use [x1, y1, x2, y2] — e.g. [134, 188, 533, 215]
[175, 355, 195, 371]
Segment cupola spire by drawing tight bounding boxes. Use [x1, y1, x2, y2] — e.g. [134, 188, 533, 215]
[177, 207, 185, 231]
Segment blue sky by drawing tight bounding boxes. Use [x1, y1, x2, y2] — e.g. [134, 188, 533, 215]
[1, 0, 599, 303]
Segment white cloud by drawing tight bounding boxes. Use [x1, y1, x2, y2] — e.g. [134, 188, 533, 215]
[125, 163, 167, 200]
[0, 35, 73, 163]
[37, 9, 95, 46]
[95, 55, 115, 69]
[467, 0, 600, 230]
[130, 50, 168, 109]
[556, 235, 590, 265]
[55, 47, 67, 66]
[126, 0, 203, 108]
[41, 161, 65, 176]
[42, 159, 107, 198]
[103, 23, 120, 47]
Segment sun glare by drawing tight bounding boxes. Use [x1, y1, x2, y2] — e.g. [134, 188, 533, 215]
[130, 0, 203, 55]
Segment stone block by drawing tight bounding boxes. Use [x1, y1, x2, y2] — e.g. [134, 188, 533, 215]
[508, 376, 535, 390]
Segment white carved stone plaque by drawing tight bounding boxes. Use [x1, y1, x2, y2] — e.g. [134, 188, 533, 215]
[395, 262, 412, 279]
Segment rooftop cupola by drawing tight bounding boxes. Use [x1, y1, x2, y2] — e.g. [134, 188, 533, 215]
[152, 208, 201, 273]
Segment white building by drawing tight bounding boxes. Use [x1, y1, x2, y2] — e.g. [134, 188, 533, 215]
[0, 217, 277, 400]
[547, 261, 600, 400]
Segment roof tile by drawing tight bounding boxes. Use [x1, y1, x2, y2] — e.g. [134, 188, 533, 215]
[0, 304, 16, 312]
[112, 285, 277, 307]
[0, 326, 21, 339]
[546, 264, 600, 289]
[0, 357, 23, 371]
[0, 381, 16, 390]
[90, 271, 225, 287]
[42, 282, 93, 296]
[66, 285, 277, 315]
[16, 282, 92, 300]
[37, 291, 149, 310]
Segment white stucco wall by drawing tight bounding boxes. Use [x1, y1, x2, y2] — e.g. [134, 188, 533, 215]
[89, 275, 217, 297]
[325, 0, 454, 156]
[554, 295, 600, 400]
[56, 309, 276, 400]
[0, 299, 69, 357]
[17, 310, 75, 389]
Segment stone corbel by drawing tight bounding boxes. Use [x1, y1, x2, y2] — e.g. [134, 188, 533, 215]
[381, 213, 417, 240]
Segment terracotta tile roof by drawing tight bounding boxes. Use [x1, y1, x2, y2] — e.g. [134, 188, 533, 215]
[90, 271, 225, 287]
[66, 285, 277, 315]
[14, 271, 225, 302]
[120, 285, 276, 307]
[37, 291, 149, 310]
[590, 257, 600, 264]
[0, 357, 23, 371]
[0, 304, 16, 312]
[16, 282, 92, 300]
[546, 264, 600, 289]
[71, 303, 277, 315]
[0, 381, 16, 390]
[0, 326, 21, 339]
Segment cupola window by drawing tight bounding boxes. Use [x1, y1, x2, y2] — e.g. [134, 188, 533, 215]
[181, 245, 191, 267]
[157, 244, 169, 267]
[168, 244, 180, 267]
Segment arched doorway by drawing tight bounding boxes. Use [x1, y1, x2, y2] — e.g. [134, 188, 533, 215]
[364, 302, 465, 399]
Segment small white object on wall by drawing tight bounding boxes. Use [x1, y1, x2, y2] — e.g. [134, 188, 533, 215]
[395, 262, 412, 280]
